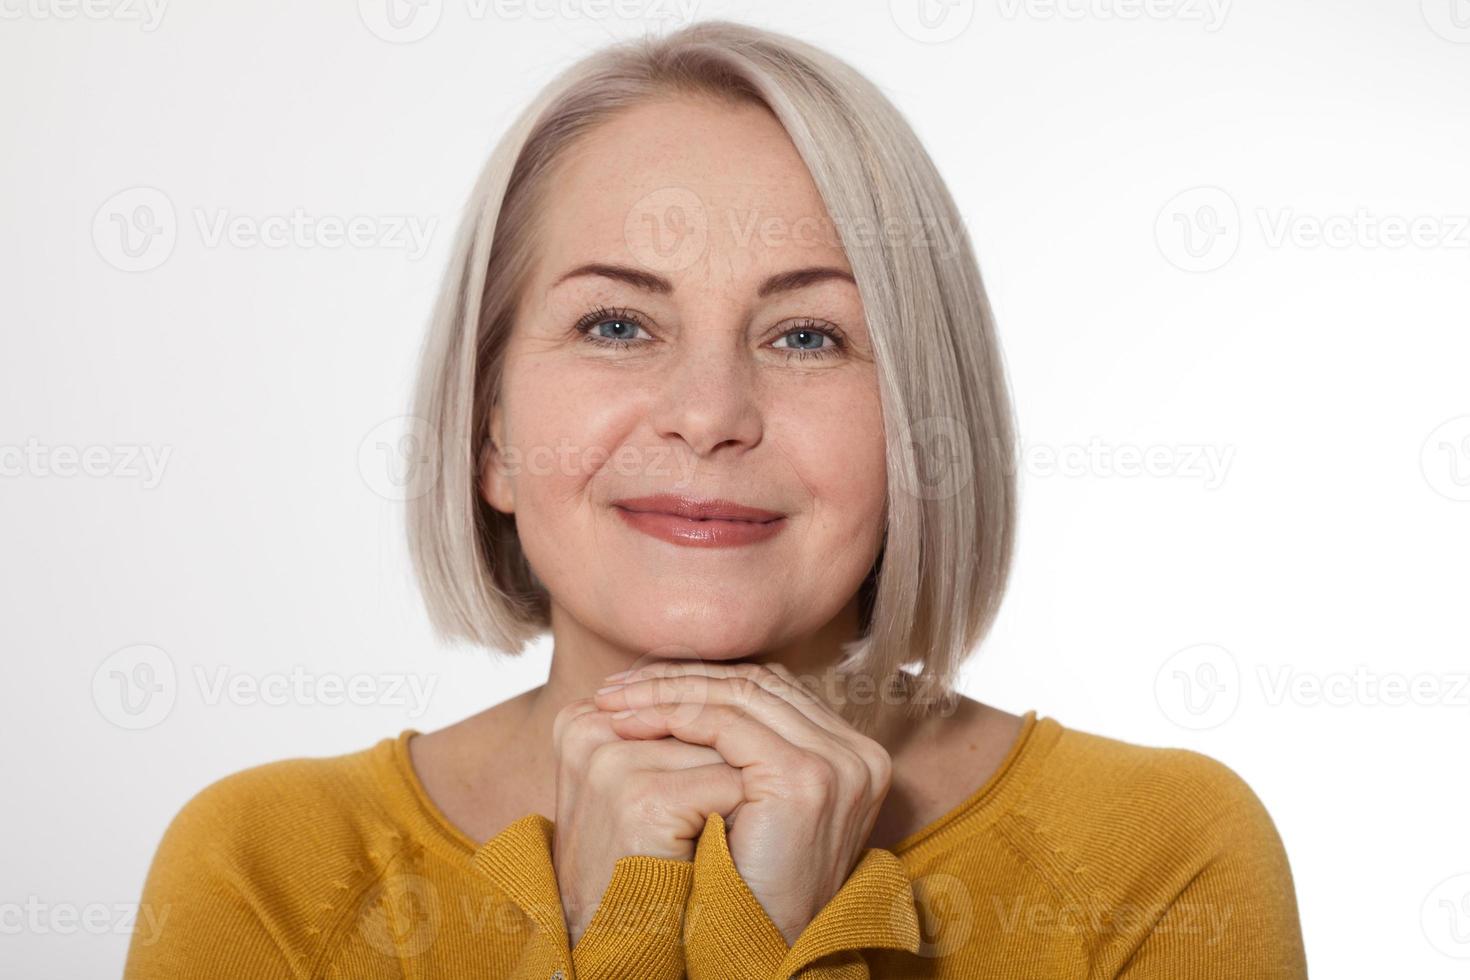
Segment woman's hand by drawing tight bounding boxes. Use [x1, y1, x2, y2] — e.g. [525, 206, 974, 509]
[550, 697, 745, 946]
[592, 660, 895, 946]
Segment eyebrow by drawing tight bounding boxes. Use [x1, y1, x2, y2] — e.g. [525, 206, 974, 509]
[552, 262, 856, 298]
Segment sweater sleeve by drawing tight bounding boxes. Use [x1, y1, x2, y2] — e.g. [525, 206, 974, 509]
[122, 777, 311, 979]
[684, 812, 923, 980]
[470, 813, 694, 980]
[1111, 774, 1309, 978]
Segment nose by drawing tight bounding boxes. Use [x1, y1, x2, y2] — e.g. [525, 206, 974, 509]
[647, 326, 764, 458]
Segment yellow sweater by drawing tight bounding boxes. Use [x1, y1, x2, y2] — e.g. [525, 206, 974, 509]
[123, 710, 1308, 978]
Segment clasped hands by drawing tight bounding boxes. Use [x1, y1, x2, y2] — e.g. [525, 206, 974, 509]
[550, 659, 894, 948]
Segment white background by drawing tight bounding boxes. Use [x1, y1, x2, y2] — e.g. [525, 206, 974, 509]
[2, 1, 1468, 976]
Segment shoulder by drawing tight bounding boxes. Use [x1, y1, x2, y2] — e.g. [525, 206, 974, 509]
[1038, 720, 1271, 824]
[135, 735, 420, 970]
[158, 738, 393, 858]
[1003, 720, 1307, 971]
[998, 718, 1298, 894]
[1007, 718, 1301, 922]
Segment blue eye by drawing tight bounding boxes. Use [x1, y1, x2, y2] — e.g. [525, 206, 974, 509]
[573, 306, 652, 349]
[593, 319, 641, 340]
[772, 322, 845, 360]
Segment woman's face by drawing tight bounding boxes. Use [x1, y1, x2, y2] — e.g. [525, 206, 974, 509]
[482, 95, 887, 663]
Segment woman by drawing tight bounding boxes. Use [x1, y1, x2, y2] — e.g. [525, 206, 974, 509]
[125, 20, 1307, 979]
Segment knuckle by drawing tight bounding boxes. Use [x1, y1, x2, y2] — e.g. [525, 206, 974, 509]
[790, 754, 839, 789]
[551, 700, 591, 746]
[583, 743, 626, 788]
[585, 738, 625, 771]
[857, 735, 893, 772]
[558, 710, 607, 754]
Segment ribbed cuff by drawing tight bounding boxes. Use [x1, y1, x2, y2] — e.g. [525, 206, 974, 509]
[686, 812, 923, 979]
[469, 813, 694, 980]
[572, 854, 694, 980]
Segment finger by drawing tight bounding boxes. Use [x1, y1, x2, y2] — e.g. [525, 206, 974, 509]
[608, 700, 822, 791]
[589, 735, 726, 773]
[602, 665, 890, 794]
[608, 660, 851, 739]
[552, 693, 605, 764]
[657, 761, 746, 824]
[595, 672, 837, 756]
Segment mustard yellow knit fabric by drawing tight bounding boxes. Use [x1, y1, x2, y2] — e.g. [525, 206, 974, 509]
[123, 710, 1308, 978]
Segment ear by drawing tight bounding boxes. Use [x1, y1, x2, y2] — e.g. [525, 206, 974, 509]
[478, 402, 514, 515]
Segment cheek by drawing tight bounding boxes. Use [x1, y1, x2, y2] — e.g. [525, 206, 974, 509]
[494, 360, 628, 599]
[769, 377, 888, 546]
[499, 360, 634, 509]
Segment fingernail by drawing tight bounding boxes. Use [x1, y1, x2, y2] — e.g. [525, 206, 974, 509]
[595, 683, 624, 695]
[604, 669, 631, 681]
[612, 708, 636, 719]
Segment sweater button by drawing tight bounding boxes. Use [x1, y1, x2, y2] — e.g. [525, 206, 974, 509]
[550, 971, 565, 980]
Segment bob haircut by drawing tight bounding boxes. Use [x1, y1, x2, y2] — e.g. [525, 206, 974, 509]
[407, 19, 1017, 736]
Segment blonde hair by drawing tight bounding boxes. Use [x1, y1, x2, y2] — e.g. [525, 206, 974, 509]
[407, 19, 1017, 735]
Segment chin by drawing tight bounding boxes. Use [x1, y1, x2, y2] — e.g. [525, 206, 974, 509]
[609, 606, 788, 664]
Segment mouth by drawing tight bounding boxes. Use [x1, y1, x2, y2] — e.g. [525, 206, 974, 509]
[611, 494, 785, 523]
[610, 494, 788, 548]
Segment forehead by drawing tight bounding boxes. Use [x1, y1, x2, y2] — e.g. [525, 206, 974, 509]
[535, 96, 852, 287]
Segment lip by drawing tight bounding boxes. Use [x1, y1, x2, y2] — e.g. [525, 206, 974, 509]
[611, 494, 788, 549]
